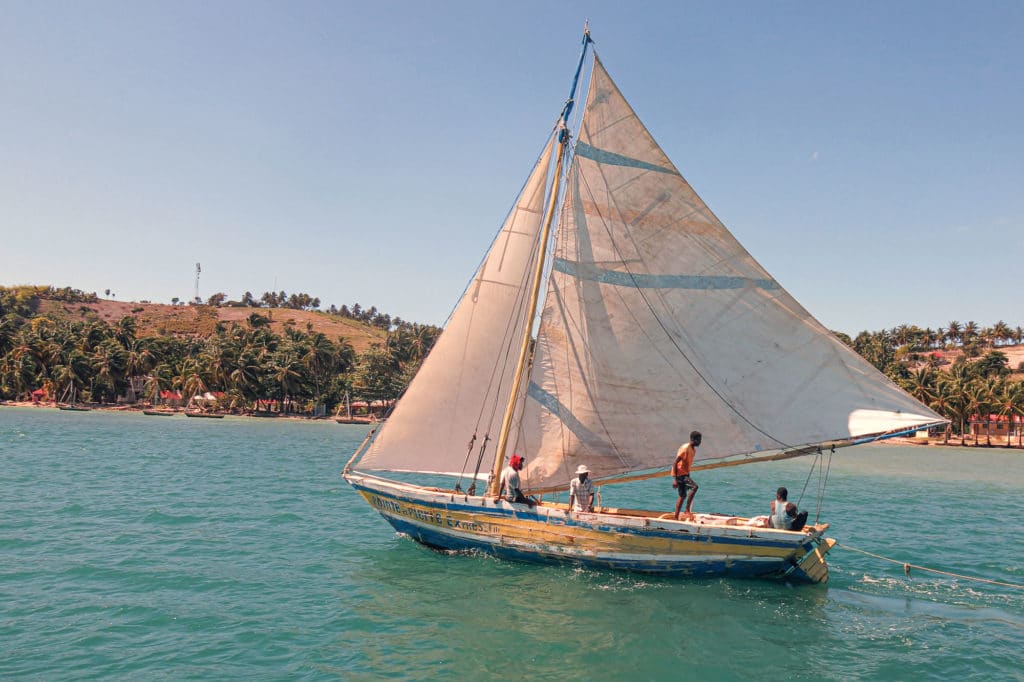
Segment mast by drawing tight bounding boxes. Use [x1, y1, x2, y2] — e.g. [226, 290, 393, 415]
[487, 27, 592, 496]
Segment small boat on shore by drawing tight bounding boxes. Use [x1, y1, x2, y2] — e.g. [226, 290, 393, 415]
[335, 417, 377, 425]
[143, 409, 178, 416]
[335, 392, 383, 424]
[184, 411, 224, 419]
[57, 385, 92, 411]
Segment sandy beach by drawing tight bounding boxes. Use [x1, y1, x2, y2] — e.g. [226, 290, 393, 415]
[5, 400, 1019, 447]
[0, 400, 342, 422]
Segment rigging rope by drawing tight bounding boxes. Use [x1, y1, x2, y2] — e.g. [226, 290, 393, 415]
[794, 449, 819, 510]
[836, 542, 1024, 590]
[816, 446, 833, 523]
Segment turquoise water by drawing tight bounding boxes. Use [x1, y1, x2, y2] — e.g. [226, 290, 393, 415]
[2, 408, 1022, 680]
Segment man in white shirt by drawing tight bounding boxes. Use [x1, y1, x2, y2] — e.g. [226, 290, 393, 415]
[568, 464, 595, 512]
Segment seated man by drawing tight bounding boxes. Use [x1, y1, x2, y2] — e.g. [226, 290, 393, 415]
[769, 487, 792, 529]
[787, 502, 809, 531]
[498, 454, 537, 507]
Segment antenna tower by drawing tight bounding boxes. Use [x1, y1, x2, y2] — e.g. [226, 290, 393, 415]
[194, 263, 201, 304]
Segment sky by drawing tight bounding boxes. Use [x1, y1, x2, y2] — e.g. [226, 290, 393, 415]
[1, 1, 1022, 336]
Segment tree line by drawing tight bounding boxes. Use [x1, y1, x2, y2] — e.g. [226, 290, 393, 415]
[0, 287, 440, 413]
[838, 322, 1024, 445]
[2, 287, 1022, 435]
[172, 290, 408, 331]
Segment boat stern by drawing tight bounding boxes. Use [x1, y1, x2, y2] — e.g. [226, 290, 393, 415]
[786, 535, 837, 584]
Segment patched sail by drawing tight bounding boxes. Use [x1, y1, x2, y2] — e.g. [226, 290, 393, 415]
[357, 137, 555, 476]
[514, 55, 943, 490]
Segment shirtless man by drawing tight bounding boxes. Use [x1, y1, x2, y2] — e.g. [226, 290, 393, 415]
[672, 430, 701, 520]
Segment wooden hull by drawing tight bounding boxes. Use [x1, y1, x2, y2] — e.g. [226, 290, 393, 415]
[344, 472, 834, 583]
[184, 412, 224, 419]
[58, 405, 91, 411]
[142, 410, 177, 416]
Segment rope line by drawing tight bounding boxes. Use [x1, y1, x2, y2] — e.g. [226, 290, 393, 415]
[837, 542, 1024, 589]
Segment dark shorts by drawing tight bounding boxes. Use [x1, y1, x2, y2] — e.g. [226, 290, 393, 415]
[675, 475, 697, 497]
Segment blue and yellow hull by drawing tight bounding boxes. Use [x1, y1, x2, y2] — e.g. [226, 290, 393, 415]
[344, 472, 834, 583]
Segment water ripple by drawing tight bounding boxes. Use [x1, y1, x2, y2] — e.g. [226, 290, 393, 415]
[1, 408, 1022, 680]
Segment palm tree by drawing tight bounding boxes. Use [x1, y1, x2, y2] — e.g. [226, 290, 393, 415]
[946, 321, 962, 347]
[992, 320, 1013, 348]
[301, 332, 338, 402]
[270, 355, 304, 413]
[115, 316, 137, 348]
[175, 358, 208, 409]
[904, 368, 937, 407]
[930, 379, 955, 444]
[993, 380, 1023, 448]
[123, 339, 156, 401]
[0, 316, 17, 357]
[963, 381, 987, 446]
[1, 351, 36, 400]
[91, 338, 128, 403]
[943, 364, 974, 445]
[143, 374, 163, 404]
[975, 376, 1003, 446]
[962, 321, 979, 345]
[1010, 382, 1024, 448]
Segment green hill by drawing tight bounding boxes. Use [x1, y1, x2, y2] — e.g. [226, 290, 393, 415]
[35, 298, 387, 353]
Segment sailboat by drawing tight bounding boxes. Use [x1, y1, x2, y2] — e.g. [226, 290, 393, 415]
[342, 29, 945, 583]
[336, 391, 375, 425]
[58, 384, 91, 411]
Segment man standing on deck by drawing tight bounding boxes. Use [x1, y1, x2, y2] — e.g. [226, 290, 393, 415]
[568, 464, 595, 512]
[672, 431, 701, 520]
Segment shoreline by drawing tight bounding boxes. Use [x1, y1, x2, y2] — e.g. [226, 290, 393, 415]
[3, 401, 1020, 447]
[865, 435, 1024, 450]
[0, 400, 363, 423]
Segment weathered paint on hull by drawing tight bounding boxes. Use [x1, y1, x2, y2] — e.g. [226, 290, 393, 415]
[345, 473, 833, 583]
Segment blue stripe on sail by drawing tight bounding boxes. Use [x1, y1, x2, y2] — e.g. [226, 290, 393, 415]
[527, 383, 604, 446]
[553, 258, 780, 291]
[574, 141, 679, 175]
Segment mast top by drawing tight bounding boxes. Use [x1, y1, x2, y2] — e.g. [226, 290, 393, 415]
[560, 23, 594, 136]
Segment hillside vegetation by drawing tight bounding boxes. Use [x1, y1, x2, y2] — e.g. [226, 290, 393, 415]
[0, 285, 438, 414]
[35, 298, 387, 353]
[2, 286, 1023, 438]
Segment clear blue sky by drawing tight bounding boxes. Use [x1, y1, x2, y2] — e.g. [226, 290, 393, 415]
[2, 1, 1021, 335]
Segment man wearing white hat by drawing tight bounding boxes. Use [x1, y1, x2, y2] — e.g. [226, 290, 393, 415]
[568, 464, 595, 513]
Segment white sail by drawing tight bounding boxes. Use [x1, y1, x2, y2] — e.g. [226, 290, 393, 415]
[514, 56, 943, 490]
[356, 136, 556, 476]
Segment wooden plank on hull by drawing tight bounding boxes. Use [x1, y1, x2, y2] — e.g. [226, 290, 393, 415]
[795, 538, 837, 584]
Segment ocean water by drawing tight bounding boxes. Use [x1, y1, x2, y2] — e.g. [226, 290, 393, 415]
[1, 408, 1022, 681]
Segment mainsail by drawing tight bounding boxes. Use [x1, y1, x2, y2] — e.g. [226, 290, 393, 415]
[513, 55, 943, 491]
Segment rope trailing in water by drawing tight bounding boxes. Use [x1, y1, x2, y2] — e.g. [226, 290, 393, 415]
[837, 542, 1024, 589]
